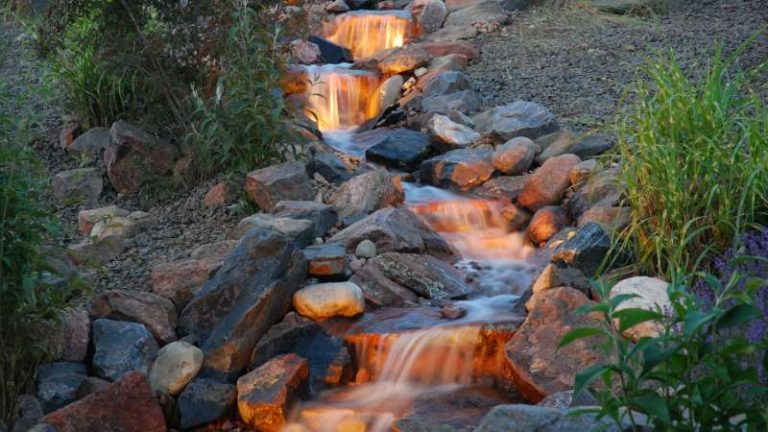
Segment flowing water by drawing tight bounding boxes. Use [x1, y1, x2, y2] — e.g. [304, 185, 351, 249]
[325, 11, 416, 59]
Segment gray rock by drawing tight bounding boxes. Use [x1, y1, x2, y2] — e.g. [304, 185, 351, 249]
[150, 258, 223, 309]
[228, 213, 315, 248]
[177, 378, 236, 430]
[445, 0, 508, 28]
[532, 263, 590, 294]
[417, 147, 494, 190]
[474, 100, 559, 144]
[420, 71, 472, 98]
[245, 161, 314, 211]
[422, 89, 482, 115]
[427, 114, 480, 150]
[378, 46, 431, 75]
[408, 0, 448, 33]
[272, 200, 339, 238]
[308, 35, 353, 63]
[364, 129, 432, 171]
[90, 289, 178, 345]
[492, 136, 537, 175]
[535, 129, 577, 164]
[74, 377, 110, 399]
[377, 75, 404, 111]
[179, 227, 307, 381]
[351, 259, 419, 306]
[325, 0, 350, 13]
[552, 222, 610, 276]
[249, 312, 321, 369]
[474, 404, 623, 432]
[11, 395, 44, 432]
[306, 148, 353, 185]
[149, 341, 203, 396]
[67, 127, 109, 160]
[53, 168, 103, 206]
[329, 169, 404, 222]
[372, 252, 472, 300]
[571, 132, 614, 158]
[92, 319, 159, 381]
[36, 363, 87, 412]
[355, 239, 377, 258]
[190, 240, 238, 260]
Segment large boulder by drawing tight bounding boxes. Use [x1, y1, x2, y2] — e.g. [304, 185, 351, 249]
[67, 127, 109, 160]
[90, 290, 178, 345]
[329, 207, 458, 262]
[473, 100, 559, 144]
[36, 362, 87, 412]
[427, 114, 481, 150]
[364, 129, 432, 171]
[37, 372, 166, 432]
[329, 170, 405, 222]
[245, 161, 314, 211]
[505, 287, 607, 402]
[104, 121, 179, 195]
[518, 154, 581, 211]
[371, 252, 472, 300]
[237, 354, 309, 432]
[407, 0, 448, 33]
[179, 227, 307, 381]
[92, 319, 159, 382]
[421, 89, 482, 115]
[293, 282, 366, 319]
[177, 378, 236, 430]
[492, 136, 537, 175]
[228, 214, 315, 247]
[52, 168, 103, 206]
[417, 147, 494, 190]
[149, 341, 203, 396]
[610, 276, 670, 340]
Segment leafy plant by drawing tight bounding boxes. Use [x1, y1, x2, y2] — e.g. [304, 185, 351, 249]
[560, 272, 768, 431]
[614, 43, 768, 279]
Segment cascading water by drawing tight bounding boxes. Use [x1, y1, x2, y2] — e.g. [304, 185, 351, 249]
[304, 64, 383, 132]
[325, 11, 415, 59]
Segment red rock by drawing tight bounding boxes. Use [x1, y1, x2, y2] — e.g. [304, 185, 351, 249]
[414, 41, 480, 60]
[150, 258, 223, 308]
[518, 154, 581, 211]
[59, 115, 81, 149]
[90, 290, 178, 344]
[39, 372, 166, 432]
[527, 206, 567, 245]
[203, 181, 236, 208]
[245, 161, 314, 211]
[52, 307, 90, 362]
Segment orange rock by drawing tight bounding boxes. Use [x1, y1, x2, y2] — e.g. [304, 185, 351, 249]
[518, 154, 581, 211]
[527, 206, 567, 245]
[203, 181, 236, 208]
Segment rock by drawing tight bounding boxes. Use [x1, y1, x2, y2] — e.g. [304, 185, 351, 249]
[415, 41, 480, 60]
[272, 200, 339, 238]
[249, 312, 323, 368]
[177, 378, 236, 430]
[150, 258, 223, 308]
[37, 372, 166, 432]
[569, 159, 598, 185]
[428, 54, 468, 72]
[578, 206, 631, 233]
[372, 252, 472, 299]
[535, 130, 577, 164]
[179, 227, 307, 380]
[91, 290, 178, 345]
[567, 168, 623, 220]
[571, 133, 614, 158]
[427, 114, 480, 149]
[52, 168, 103, 206]
[474, 100, 559, 144]
[414, 67, 428, 77]
[421, 89, 482, 115]
[531, 263, 590, 294]
[290, 39, 322, 64]
[610, 276, 670, 339]
[325, 0, 350, 13]
[505, 287, 607, 402]
[306, 148, 353, 185]
[492, 136, 537, 175]
[68, 236, 125, 264]
[350, 259, 419, 306]
[75, 377, 111, 400]
[518, 154, 581, 211]
[293, 282, 366, 319]
[51, 307, 90, 362]
[237, 354, 309, 431]
[378, 46, 431, 75]
[308, 35, 353, 63]
[77, 206, 130, 236]
[473, 175, 529, 201]
[376, 75, 404, 111]
[303, 242, 347, 278]
[67, 127, 109, 160]
[444, 0, 508, 28]
[418, 147, 494, 190]
[149, 341, 203, 396]
[364, 129, 432, 171]
[501, 203, 532, 231]
[105, 120, 178, 195]
[89, 216, 134, 241]
[527, 206, 567, 245]
[423, 22, 479, 41]
[330, 207, 458, 261]
[552, 222, 610, 276]
[58, 115, 81, 149]
[203, 181, 237, 208]
[408, 0, 448, 33]
[190, 240, 238, 260]
[246, 161, 314, 211]
[36, 362, 87, 412]
[475, 404, 623, 432]
[355, 239, 377, 258]
[229, 213, 315, 247]
[92, 319, 158, 381]
[329, 170, 404, 222]
[11, 395, 44, 432]
[420, 71, 471, 98]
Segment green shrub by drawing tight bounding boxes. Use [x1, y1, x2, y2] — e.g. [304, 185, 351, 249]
[560, 271, 768, 431]
[615, 45, 768, 279]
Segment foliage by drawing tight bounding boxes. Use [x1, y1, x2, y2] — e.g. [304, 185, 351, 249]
[187, 0, 300, 177]
[560, 272, 768, 431]
[615, 44, 768, 279]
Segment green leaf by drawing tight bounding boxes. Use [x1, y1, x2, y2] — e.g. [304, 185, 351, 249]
[614, 308, 665, 334]
[683, 311, 716, 337]
[631, 392, 670, 424]
[610, 293, 640, 310]
[574, 364, 608, 396]
[558, 327, 609, 349]
[716, 304, 762, 331]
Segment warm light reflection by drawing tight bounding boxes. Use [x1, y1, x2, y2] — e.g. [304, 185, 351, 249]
[325, 11, 414, 59]
[304, 65, 383, 132]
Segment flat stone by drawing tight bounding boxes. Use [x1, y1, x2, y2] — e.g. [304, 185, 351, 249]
[303, 242, 347, 278]
[53, 168, 103, 206]
[149, 341, 203, 396]
[427, 114, 481, 150]
[150, 258, 223, 308]
[229, 214, 315, 248]
[610, 277, 670, 340]
[527, 206, 567, 245]
[350, 259, 419, 306]
[372, 252, 472, 300]
[293, 282, 366, 319]
[92, 319, 159, 382]
[474, 100, 559, 144]
[378, 46, 431, 74]
[421, 89, 482, 115]
[417, 147, 494, 190]
[245, 161, 314, 211]
[329, 170, 404, 222]
[90, 290, 178, 345]
[419, 71, 472, 98]
[364, 129, 432, 171]
[237, 354, 309, 432]
[36, 362, 87, 412]
[272, 200, 339, 238]
[518, 154, 581, 211]
[492, 136, 537, 175]
[552, 222, 610, 276]
[67, 127, 109, 160]
[178, 378, 236, 430]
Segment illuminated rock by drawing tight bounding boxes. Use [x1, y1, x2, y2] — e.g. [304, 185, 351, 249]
[492, 136, 537, 175]
[149, 341, 203, 396]
[303, 242, 347, 278]
[330, 169, 405, 222]
[378, 46, 431, 74]
[229, 214, 315, 248]
[552, 222, 610, 276]
[407, 0, 448, 33]
[535, 129, 577, 164]
[527, 206, 567, 245]
[569, 159, 598, 185]
[417, 147, 494, 190]
[293, 282, 365, 319]
[610, 276, 670, 340]
[427, 114, 481, 149]
[518, 153, 581, 211]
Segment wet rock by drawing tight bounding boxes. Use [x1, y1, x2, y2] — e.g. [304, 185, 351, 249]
[293, 282, 366, 319]
[229, 214, 315, 248]
[330, 170, 404, 222]
[475, 404, 623, 432]
[552, 222, 610, 276]
[408, 0, 448, 33]
[67, 127, 109, 160]
[372, 252, 472, 300]
[427, 114, 480, 149]
[325, 0, 350, 13]
[51, 307, 90, 362]
[105, 120, 178, 196]
[578, 206, 631, 232]
[571, 132, 614, 158]
[179, 227, 307, 380]
[246, 161, 314, 211]
[77, 206, 130, 236]
[527, 206, 567, 245]
[355, 239, 377, 258]
[203, 181, 237, 208]
[474, 100, 559, 144]
[501, 203, 532, 231]
[58, 115, 81, 149]
[306, 148, 353, 185]
[444, 0, 508, 28]
[378, 46, 431, 75]
[364, 129, 432, 171]
[415, 41, 480, 60]
[149, 341, 203, 396]
[518, 154, 581, 211]
[418, 147, 494, 190]
[91, 290, 177, 345]
[421, 89, 482, 115]
[350, 259, 419, 306]
[177, 378, 236, 430]
[569, 159, 598, 185]
[329, 207, 458, 262]
[249, 312, 322, 368]
[531, 263, 590, 294]
[473, 175, 530, 201]
[440, 303, 468, 320]
[92, 319, 159, 381]
[89, 216, 134, 241]
[534, 129, 577, 164]
[272, 200, 338, 238]
[36, 362, 87, 412]
[308, 35, 353, 63]
[376, 74, 404, 111]
[53, 168, 102, 206]
[505, 287, 607, 402]
[290, 39, 322, 64]
[237, 354, 309, 431]
[37, 372, 166, 432]
[492, 136, 537, 175]
[610, 277, 670, 339]
[303, 242, 347, 278]
[150, 258, 223, 308]
[68, 236, 125, 264]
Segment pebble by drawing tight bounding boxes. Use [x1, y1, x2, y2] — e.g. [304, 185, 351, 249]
[355, 239, 377, 258]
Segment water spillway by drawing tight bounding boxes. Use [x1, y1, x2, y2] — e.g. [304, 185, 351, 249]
[325, 11, 416, 59]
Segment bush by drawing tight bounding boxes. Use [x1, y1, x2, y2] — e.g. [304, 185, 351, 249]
[560, 271, 768, 431]
[615, 45, 768, 279]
